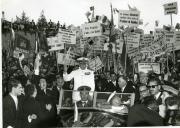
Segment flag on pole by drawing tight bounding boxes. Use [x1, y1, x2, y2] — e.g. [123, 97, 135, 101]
[90, 6, 94, 11]
[155, 20, 159, 27]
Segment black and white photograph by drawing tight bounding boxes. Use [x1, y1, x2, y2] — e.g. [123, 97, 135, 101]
[1, 0, 180, 127]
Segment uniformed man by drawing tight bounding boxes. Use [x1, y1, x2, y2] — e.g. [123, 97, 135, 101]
[63, 57, 95, 102]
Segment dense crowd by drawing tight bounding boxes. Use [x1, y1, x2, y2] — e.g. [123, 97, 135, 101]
[2, 51, 180, 127]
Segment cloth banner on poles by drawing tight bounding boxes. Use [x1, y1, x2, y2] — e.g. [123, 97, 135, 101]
[138, 63, 160, 74]
[118, 10, 140, 27]
[163, 2, 178, 15]
[81, 22, 102, 37]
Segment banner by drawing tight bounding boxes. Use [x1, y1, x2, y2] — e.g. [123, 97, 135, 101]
[89, 56, 104, 71]
[15, 34, 30, 53]
[81, 22, 102, 37]
[138, 63, 160, 74]
[118, 10, 140, 27]
[57, 29, 76, 44]
[163, 2, 178, 15]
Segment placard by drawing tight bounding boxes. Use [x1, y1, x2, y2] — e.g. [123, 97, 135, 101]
[57, 53, 77, 66]
[142, 34, 154, 47]
[57, 29, 76, 44]
[138, 63, 160, 74]
[175, 31, 180, 50]
[81, 22, 102, 37]
[163, 2, 178, 15]
[89, 56, 103, 71]
[165, 31, 175, 44]
[93, 35, 109, 50]
[118, 10, 140, 27]
[127, 33, 140, 49]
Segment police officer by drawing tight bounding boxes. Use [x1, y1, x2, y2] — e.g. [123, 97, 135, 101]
[63, 57, 95, 102]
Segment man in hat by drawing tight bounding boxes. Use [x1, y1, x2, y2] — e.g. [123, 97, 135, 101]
[63, 57, 95, 102]
[76, 86, 93, 107]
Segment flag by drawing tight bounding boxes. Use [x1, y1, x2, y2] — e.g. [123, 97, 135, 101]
[16, 16, 21, 23]
[35, 33, 39, 53]
[155, 20, 159, 27]
[102, 15, 107, 23]
[85, 11, 91, 18]
[38, 32, 49, 52]
[90, 6, 94, 11]
[113, 8, 119, 14]
[144, 22, 149, 27]
[128, 4, 139, 11]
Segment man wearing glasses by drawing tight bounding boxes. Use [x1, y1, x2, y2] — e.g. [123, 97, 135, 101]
[147, 77, 171, 118]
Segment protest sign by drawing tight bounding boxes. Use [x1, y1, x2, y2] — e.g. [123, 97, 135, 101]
[118, 10, 140, 27]
[89, 56, 103, 71]
[57, 29, 76, 44]
[163, 2, 178, 15]
[127, 33, 140, 50]
[81, 22, 102, 37]
[47, 36, 65, 51]
[154, 28, 164, 40]
[142, 34, 154, 48]
[138, 63, 160, 74]
[175, 31, 180, 50]
[128, 47, 139, 58]
[57, 53, 77, 66]
[165, 31, 175, 44]
[93, 35, 109, 50]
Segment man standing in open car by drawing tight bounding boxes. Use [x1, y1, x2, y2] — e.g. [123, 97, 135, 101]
[63, 57, 95, 102]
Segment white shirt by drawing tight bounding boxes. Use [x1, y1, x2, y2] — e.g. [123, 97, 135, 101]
[63, 68, 95, 102]
[10, 93, 18, 110]
[63, 68, 95, 91]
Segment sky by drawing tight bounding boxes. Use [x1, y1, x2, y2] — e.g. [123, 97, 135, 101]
[1, 0, 180, 33]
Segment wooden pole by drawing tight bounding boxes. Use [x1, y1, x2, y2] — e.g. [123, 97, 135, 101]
[124, 35, 127, 75]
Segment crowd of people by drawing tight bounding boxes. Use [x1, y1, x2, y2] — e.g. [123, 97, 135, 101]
[2, 9, 180, 127]
[2, 51, 180, 127]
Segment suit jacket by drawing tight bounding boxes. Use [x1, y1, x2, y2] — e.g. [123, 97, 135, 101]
[36, 89, 57, 127]
[127, 104, 164, 126]
[3, 94, 23, 128]
[22, 96, 47, 128]
[106, 81, 120, 92]
[51, 86, 60, 105]
[77, 100, 93, 107]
